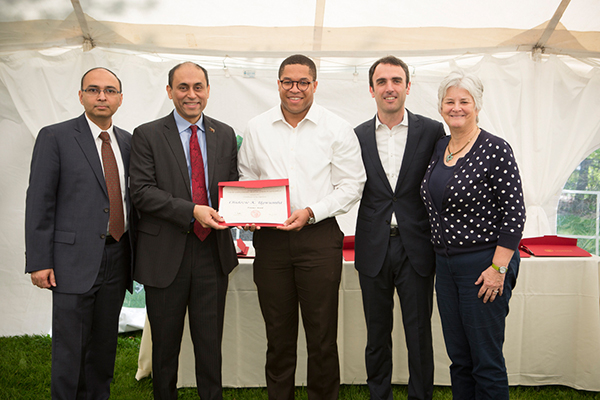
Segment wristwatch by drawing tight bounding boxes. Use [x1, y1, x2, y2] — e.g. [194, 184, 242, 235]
[492, 263, 507, 274]
[306, 207, 316, 225]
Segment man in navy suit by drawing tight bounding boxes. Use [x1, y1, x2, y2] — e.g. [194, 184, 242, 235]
[25, 67, 135, 399]
[130, 62, 238, 400]
[354, 56, 445, 400]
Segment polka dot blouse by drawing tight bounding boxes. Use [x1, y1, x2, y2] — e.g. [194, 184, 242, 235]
[420, 129, 525, 257]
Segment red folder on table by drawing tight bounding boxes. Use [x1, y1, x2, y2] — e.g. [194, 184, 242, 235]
[218, 179, 290, 227]
[519, 235, 591, 257]
[343, 236, 355, 262]
[518, 248, 531, 258]
[236, 238, 250, 257]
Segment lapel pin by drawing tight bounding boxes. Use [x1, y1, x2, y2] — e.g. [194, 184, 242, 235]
[209, 127, 215, 133]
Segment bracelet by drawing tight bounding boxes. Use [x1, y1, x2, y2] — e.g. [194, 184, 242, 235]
[305, 207, 314, 218]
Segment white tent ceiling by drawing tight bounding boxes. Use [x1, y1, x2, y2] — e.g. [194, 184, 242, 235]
[1, 0, 600, 61]
[1, 0, 600, 337]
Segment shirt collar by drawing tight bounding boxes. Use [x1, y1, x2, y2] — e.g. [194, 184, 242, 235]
[272, 102, 319, 127]
[375, 109, 409, 130]
[84, 113, 113, 139]
[173, 109, 204, 134]
[303, 102, 319, 124]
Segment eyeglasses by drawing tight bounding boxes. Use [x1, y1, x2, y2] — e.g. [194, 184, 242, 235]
[82, 87, 121, 96]
[279, 80, 313, 91]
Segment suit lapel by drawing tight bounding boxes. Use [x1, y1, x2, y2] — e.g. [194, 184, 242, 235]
[114, 127, 130, 176]
[114, 126, 131, 212]
[203, 115, 218, 194]
[364, 117, 394, 193]
[73, 113, 108, 196]
[395, 110, 421, 193]
[163, 113, 193, 199]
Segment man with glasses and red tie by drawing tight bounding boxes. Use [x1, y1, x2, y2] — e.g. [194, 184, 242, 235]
[129, 62, 238, 400]
[26, 67, 135, 399]
[238, 54, 366, 400]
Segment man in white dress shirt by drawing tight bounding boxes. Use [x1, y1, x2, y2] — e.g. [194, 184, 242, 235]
[238, 54, 366, 400]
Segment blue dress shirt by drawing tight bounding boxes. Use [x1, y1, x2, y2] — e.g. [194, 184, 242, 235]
[173, 110, 213, 207]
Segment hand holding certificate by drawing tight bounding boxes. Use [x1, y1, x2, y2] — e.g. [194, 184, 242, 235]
[218, 179, 290, 226]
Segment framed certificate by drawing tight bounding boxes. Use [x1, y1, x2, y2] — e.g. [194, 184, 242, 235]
[218, 179, 291, 226]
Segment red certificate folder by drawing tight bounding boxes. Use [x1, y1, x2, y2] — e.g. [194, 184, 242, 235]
[519, 235, 592, 257]
[218, 179, 291, 227]
[343, 236, 355, 262]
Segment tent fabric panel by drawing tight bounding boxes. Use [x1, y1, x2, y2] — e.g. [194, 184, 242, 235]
[2, 50, 600, 338]
[2, 16, 600, 58]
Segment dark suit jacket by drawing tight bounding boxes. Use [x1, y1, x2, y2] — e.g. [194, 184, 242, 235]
[354, 111, 445, 278]
[25, 113, 135, 293]
[130, 112, 239, 288]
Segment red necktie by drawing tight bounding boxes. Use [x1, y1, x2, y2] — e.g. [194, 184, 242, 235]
[190, 125, 211, 241]
[100, 131, 125, 241]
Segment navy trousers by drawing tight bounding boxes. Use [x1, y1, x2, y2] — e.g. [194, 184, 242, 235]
[359, 234, 434, 400]
[435, 248, 519, 400]
[51, 236, 129, 400]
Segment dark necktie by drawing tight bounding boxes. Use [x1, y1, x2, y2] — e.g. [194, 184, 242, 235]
[190, 125, 211, 241]
[99, 131, 125, 241]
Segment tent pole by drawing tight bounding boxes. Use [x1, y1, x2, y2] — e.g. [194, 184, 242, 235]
[70, 0, 95, 51]
[313, 0, 327, 68]
[534, 0, 571, 53]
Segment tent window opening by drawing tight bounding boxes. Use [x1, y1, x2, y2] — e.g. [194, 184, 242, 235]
[557, 149, 600, 256]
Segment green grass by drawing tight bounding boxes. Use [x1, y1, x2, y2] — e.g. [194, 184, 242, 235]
[1, 333, 599, 399]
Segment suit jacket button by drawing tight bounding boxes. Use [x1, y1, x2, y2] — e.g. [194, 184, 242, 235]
[393, 197, 397, 202]
[100, 234, 106, 239]
[104, 208, 109, 213]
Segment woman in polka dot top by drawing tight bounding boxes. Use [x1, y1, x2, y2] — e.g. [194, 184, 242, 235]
[420, 70, 525, 400]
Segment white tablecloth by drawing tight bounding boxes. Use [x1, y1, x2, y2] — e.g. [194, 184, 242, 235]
[137, 256, 600, 391]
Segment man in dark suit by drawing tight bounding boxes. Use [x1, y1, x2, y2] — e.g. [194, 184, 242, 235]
[354, 56, 445, 400]
[25, 67, 135, 399]
[129, 62, 238, 400]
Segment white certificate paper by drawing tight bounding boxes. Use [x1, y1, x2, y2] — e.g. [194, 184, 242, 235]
[218, 180, 290, 226]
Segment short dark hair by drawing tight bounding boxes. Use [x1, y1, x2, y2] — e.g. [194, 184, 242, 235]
[368, 56, 410, 89]
[81, 67, 122, 92]
[278, 54, 317, 81]
[168, 62, 209, 88]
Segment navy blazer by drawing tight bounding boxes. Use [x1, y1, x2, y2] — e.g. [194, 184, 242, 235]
[130, 112, 239, 288]
[354, 111, 445, 278]
[25, 113, 135, 294]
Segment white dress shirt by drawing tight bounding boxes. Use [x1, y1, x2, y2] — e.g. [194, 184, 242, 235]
[86, 114, 128, 232]
[374, 110, 409, 227]
[238, 103, 366, 223]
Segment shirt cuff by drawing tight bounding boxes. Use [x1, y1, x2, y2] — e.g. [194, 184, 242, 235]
[308, 203, 329, 224]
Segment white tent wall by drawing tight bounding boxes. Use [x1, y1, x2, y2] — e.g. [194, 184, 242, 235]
[2, 48, 600, 336]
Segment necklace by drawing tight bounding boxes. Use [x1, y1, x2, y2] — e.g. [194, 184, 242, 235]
[445, 128, 479, 163]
